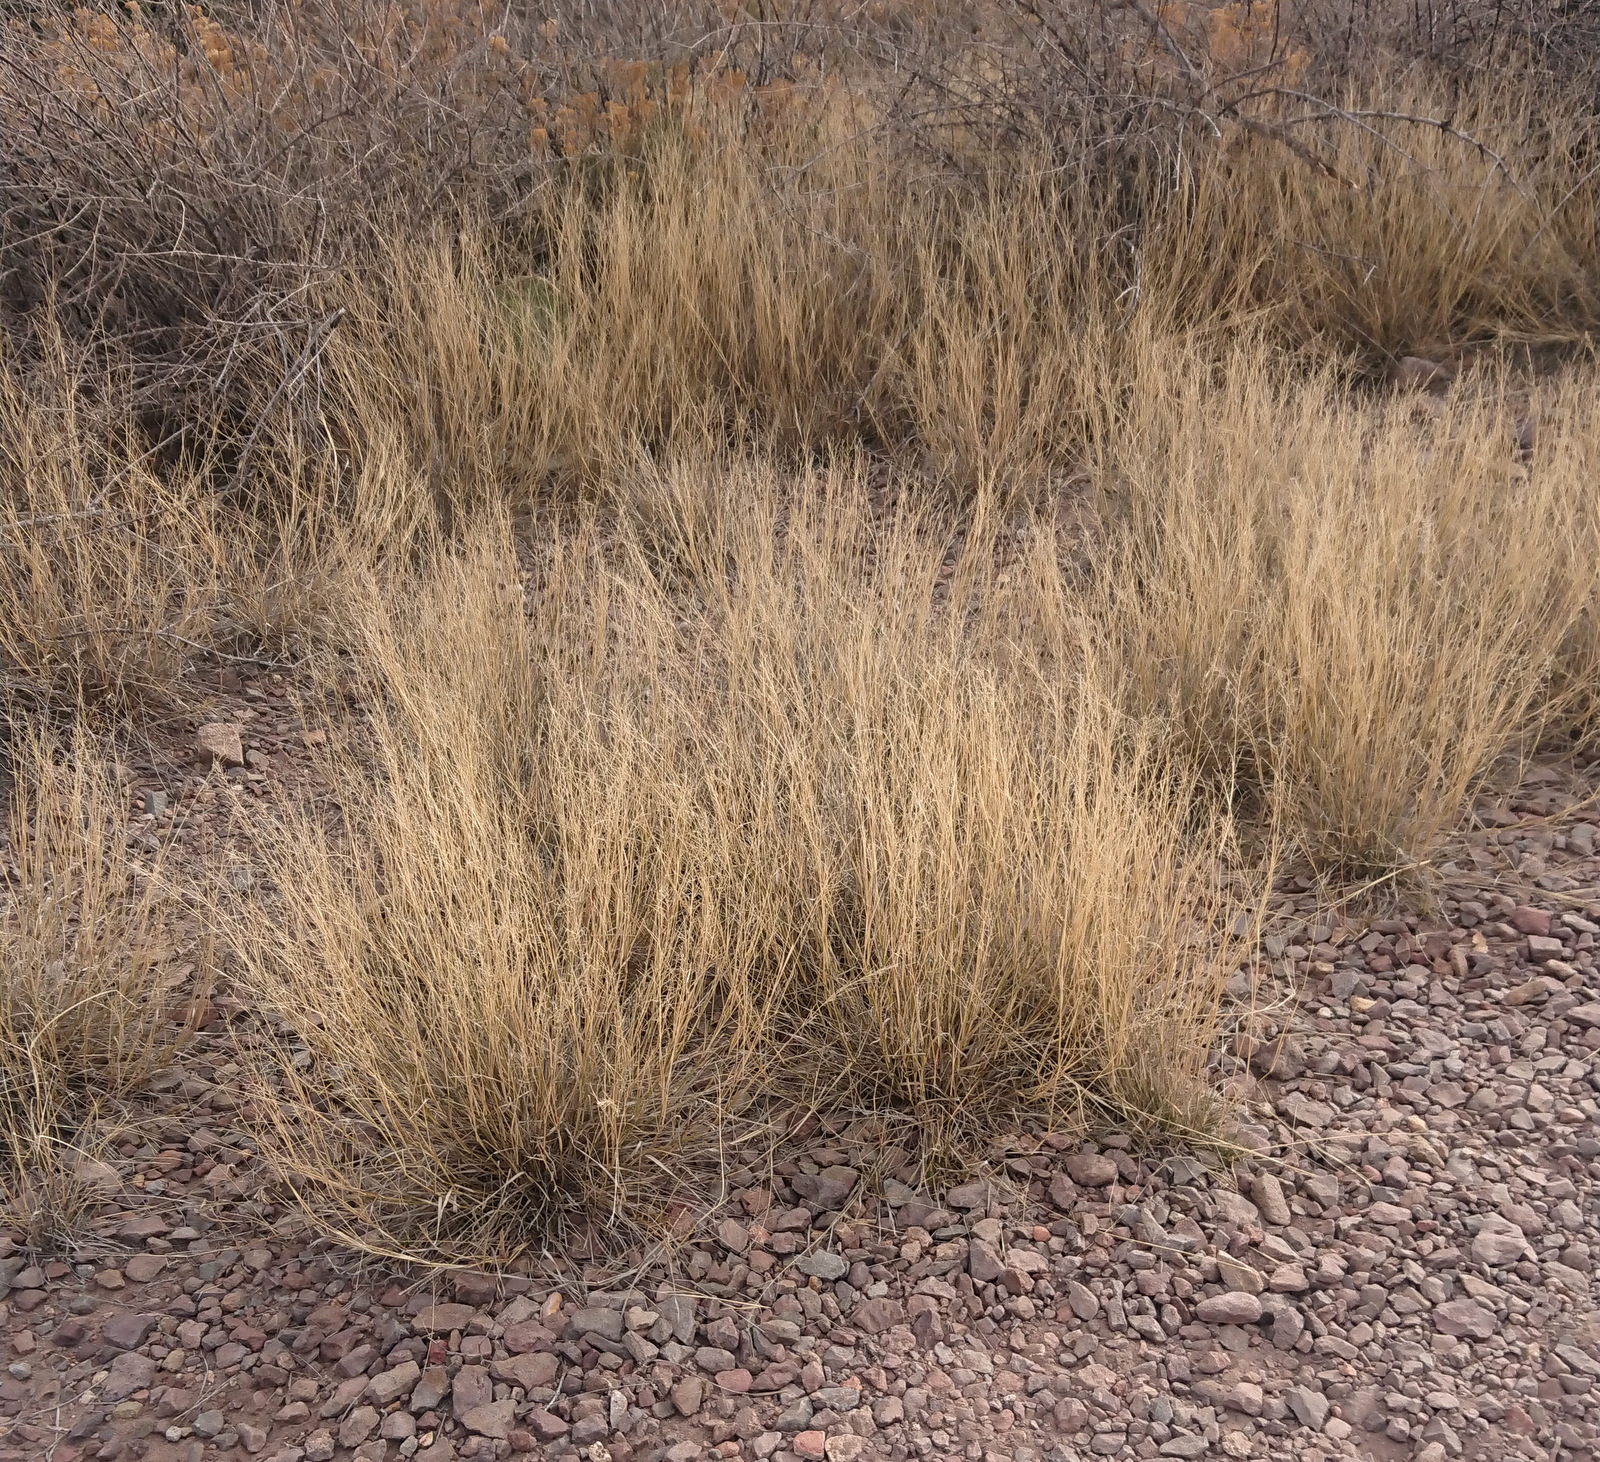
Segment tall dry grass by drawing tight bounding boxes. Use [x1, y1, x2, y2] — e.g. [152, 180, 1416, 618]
[1, 734, 202, 1242]
[236, 473, 1245, 1257]
[1095, 347, 1600, 875]
[323, 75, 1600, 515]
[4, 1, 1600, 1255]
[0, 348, 230, 717]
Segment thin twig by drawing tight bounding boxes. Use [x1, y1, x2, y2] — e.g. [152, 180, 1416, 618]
[225, 308, 345, 501]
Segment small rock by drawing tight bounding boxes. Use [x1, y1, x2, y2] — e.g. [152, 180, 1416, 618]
[1217, 1257, 1263, 1294]
[367, 1361, 422, 1406]
[1329, 968, 1366, 1000]
[1277, 1093, 1335, 1127]
[1211, 1190, 1260, 1227]
[1250, 1173, 1291, 1226]
[1285, 1386, 1329, 1430]
[125, 1255, 167, 1284]
[1054, 1398, 1090, 1433]
[451, 1366, 492, 1419]
[1268, 1263, 1308, 1293]
[452, 1271, 498, 1307]
[1471, 1217, 1529, 1267]
[195, 722, 244, 767]
[491, 1352, 557, 1391]
[851, 1297, 903, 1334]
[1509, 905, 1551, 936]
[413, 1303, 477, 1333]
[1229, 1382, 1263, 1416]
[461, 1400, 516, 1439]
[1064, 1153, 1118, 1187]
[945, 1180, 993, 1210]
[1196, 1293, 1263, 1325]
[304, 1431, 336, 1462]
[525, 1410, 569, 1442]
[968, 1239, 1005, 1284]
[794, 1431, 827, 1460]
[192, 1411, 226, 1440]
[1248, 1036, 1306, 1080]
[1433, 1300, 1498, 1339]
[1067, 1282, 1100, 1320]
[790, 1166, 859, 1207]
[796, 1251, 848, 1282]
[1270, 1308, 1305, 1350]
[775, 1396, 815, 1431]
[409, 1366, 450, 1412]
[103, 1351, 156, 1402]
[656, 1293, 698, 1345]
[236, 1421, 269, 1454]
[337, 1407, 379, 1448]
[567, 1306, 624, 1343]
[383, 1415, 417, 1444]
[672, 1376, 705, 1416]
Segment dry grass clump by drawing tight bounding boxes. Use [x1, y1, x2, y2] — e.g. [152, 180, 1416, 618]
[1543, 364, 1600, 745]
[1180, 85, 1600, 358]
[0, 334, 456, 720]
[1, 734, 201, 1243]
[0, 350, 231, 717]
[1096, 346, 1600, 875]
[237, 468, 1244, 1258]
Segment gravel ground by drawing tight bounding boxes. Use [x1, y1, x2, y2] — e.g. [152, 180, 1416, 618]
[2, 674, 1597, 1462]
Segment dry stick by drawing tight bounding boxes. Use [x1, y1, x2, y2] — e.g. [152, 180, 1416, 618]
[1226, 88, 1535, 203]
[225, 306, 345, 502]
[47, 625, 295, 670]
[1518, 159, 1600, 263]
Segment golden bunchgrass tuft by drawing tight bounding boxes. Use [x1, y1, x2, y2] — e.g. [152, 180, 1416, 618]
[0, 345, 226, 715]
[1096, 346, 1599, 875]
[235, 467, 1248, 1260]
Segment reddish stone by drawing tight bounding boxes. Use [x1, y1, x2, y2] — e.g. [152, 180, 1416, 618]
[1510, 906, 1551, 937]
